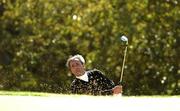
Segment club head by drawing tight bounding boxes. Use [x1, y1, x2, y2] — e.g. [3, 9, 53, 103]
[120, 35, 128, 45]
[121, 36, 128, 42]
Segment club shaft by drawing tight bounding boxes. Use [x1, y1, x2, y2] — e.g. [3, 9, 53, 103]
[120, 46, 128, 83]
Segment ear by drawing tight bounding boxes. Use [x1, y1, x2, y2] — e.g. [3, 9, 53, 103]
[68, 65, 72, 72]
[69, 68, 75, 75]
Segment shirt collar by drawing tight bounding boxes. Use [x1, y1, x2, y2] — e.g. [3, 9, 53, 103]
[76, 71, 89, 82]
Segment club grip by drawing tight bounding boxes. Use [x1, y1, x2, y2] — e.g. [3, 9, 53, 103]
[117, 81, 123, 86]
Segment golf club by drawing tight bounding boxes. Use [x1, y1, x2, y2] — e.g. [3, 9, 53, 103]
[119, 35, 128, 85]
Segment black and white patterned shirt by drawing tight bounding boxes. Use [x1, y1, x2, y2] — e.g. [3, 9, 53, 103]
[71, 69, 115, 95]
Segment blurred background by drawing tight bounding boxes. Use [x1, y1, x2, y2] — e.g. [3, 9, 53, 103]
[0, 0, 179, 95]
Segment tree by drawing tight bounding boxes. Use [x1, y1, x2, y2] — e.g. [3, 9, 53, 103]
[0, 0, 179, 95]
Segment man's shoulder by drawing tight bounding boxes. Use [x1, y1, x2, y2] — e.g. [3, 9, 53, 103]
[87, 69, 101, 75]
[87, 68, 100, 74]
[87, 69, 104, 77]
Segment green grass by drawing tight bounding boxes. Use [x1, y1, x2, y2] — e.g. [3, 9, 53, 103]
[0, 90, 179, 97]
[0, 90, 60, 96]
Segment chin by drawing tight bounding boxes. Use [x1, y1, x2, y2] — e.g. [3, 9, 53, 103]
[76, 73, 83, 76]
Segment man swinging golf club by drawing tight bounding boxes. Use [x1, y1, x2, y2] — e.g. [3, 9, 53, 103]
[66, 36, 128, 96]
[66, 54, 122, 95]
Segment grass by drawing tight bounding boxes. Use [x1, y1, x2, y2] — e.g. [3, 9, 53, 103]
[0, 91, 180, 111]
[0, 90, 59, 96]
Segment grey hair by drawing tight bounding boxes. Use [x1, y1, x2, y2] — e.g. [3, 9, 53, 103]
[66, 54, 85, 68]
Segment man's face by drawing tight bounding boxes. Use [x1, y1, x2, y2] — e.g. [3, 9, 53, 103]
[69, 59, 85, 76]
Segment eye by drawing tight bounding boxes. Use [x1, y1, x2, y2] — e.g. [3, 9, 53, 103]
[71, 64, 75, 67]
[70, 62, 79, 68]
[76, 62, 80, 66]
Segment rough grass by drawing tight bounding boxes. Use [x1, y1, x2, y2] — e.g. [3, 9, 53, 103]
[0, 91, 180, 111]
[0, 90, 58, 96]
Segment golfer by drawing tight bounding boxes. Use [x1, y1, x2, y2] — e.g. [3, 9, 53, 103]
[66, 54, 122, 95]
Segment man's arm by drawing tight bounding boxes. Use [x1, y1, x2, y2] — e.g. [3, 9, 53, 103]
[93, 69, 115, 95]
[94, 69, 122, 95]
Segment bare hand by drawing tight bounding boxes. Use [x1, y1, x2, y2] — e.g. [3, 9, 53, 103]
[112, 85, 123, 94]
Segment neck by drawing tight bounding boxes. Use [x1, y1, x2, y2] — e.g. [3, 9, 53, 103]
[76, 70, 85, 77]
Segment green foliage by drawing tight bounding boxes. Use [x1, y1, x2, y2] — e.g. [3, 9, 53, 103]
[0, 0, 179, 95]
